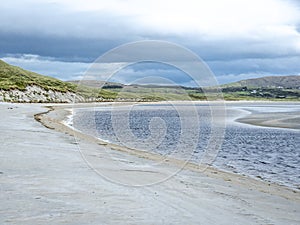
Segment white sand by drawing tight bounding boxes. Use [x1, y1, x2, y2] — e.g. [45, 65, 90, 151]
[1, 103, 300, 225]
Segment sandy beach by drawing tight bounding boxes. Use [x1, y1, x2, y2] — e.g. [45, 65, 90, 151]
[1, 102, 300, 225]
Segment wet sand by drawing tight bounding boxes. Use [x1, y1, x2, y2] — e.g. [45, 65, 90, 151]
[1, 102, 300, 224]
[237, 111, 300, 130]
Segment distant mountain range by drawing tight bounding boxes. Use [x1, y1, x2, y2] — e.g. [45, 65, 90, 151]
[0, 59, 299, 102]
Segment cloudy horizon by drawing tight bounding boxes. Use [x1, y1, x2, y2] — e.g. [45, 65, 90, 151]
[1, 0, 300, 85]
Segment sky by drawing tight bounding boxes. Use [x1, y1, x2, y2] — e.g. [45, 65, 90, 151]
[1, 0, 300, 86]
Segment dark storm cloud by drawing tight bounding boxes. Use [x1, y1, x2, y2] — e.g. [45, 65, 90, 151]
[0, 0, 145, 62]
[207, 56, 300, 76]
[0, 32, 123, 62]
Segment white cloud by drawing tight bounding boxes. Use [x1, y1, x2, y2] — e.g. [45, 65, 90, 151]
[53, 0, 300, 38]
[2, 0, 300, 39]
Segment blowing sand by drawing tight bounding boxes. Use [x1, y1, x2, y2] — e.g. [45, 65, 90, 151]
[1, 102, 300, 225]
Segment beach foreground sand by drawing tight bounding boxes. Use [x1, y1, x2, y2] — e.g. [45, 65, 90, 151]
[1, 103, 299, 224]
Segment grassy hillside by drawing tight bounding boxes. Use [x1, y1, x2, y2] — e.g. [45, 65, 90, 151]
[0, 60, 77, 92]
[0, 60, 118, 101]
[223, 75, 300, 89]
[218, 75, 300, 100]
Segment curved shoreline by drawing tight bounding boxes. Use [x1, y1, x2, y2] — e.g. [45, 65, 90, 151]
[35, 102, 300, 200]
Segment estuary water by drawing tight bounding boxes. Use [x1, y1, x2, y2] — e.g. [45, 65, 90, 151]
[72, 102, 300, 189]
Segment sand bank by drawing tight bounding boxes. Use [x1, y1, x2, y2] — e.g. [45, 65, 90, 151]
[1, 103, 300, 224]
[237, 111, 300, 129]
[223, 100, 300, 130]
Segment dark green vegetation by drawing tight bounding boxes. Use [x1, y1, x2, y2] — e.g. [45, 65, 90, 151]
[0, 59, 299, 101]
[219, 86, 300, 101]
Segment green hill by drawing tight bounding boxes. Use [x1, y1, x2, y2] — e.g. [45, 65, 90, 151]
[218, 75, 300, 100]
[0, 59, 76, 92]
[223, 75, 300, 89]
[0, 60, 120, 102]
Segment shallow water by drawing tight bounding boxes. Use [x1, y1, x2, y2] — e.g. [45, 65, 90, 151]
[73, 102, 300, 189]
